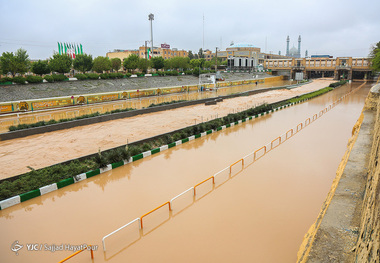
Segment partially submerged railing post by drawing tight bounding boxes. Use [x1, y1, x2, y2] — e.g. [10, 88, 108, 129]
[140, 202, 172, 229]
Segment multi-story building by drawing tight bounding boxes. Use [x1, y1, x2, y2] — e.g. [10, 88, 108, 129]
[106, 49, 139, 61]
[106, 44, 188, 61]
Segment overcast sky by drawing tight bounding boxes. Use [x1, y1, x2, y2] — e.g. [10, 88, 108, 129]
[0, 0, 379, 60]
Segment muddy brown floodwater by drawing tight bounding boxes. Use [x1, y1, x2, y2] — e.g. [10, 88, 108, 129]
[0, 81, 371, 262]
[0, 79, 333, 179]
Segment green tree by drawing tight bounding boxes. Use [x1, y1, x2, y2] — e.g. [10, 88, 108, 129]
[31, 60, 50, 75]
[372, 51, 380, 72]
[369, 41, 380, 59]
[164, 59, 172, 70]
[204, 60, 213, 69]
[188, 50, 194, 60]
[73, 54, 93, 73]
[151, 56, 165, 71]
[0, 48, 30, 76]
[170, 57, 190, 70]
[110, 58, 121, 72]
[198, 48, 205, 59]
[49, 53, 72, 74]
[92, 56, 111, 73]
[123, 54, 139, 72]
[138, 58, 151, 74]
[190, 59, 201, 69]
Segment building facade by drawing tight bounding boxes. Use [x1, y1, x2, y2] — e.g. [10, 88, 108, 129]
[106, 44, 188, 61]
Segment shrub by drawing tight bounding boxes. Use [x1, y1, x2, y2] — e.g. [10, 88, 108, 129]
[99, 73, 109, 79]
[116, 72, 124, 78]
[44, 75, 54, 82]
[192, 67, 200, 76]
[26, 75, 43, 83]
[156, 71, 165, 76]
[124, 73, 132, 78]
[93, 151, 108, 168]
[142, 143, 152, 152]
[12, 76, 26, 84]
[108, 73, 118, 79]
[104, 149, 123, 164]
[128, 146, 142, 156]
[86, 73, 99, 80]
[184, 70, 193, 75]
[52, 74, 68, 82]
[172, 133, 182, 141]
[0, 77, 13, 83]
[74, 73, 88, 80]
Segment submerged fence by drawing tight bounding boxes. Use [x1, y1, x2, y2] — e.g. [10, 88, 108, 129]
[101, 82, 366, 252]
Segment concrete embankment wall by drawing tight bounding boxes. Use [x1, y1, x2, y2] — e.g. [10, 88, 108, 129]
[297, 84, 380, 262]
[354, 84, 380, 262]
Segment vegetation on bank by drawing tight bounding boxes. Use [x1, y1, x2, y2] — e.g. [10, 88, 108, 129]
[0, 81, 345, 201]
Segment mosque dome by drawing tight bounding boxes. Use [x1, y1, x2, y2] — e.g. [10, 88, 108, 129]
[289, 46, 298, 57]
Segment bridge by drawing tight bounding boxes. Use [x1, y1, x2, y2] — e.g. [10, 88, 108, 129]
[265, 57, 372, 80]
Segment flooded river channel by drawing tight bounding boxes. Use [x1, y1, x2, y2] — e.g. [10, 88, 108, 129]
[0, 82, 371, 262]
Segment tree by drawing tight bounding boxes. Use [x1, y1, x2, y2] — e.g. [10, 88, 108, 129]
[369, 41, 380, 72]
[170, 57, 190, 70]
[198, 48, 205, 59]
[14, 48, 30, 75]
[123, 54, 139, 72]
[371, 50, 380, 72]
[188, 50, 194, 60]
[31, 60, 50, 75]
[369, 41, 380, 59]
[151, 56, 165, 71]
[92, 56, 111, 73]
[164, 59, 172, 70]
[49, 53, 72, 74]
[138, 58, 150, 74]
[110, 58, 121, 72]
[190, 59, 201, 69]
[73, 54, 93, 73]
[204, 60, 213, 69]
[0, 48, 30, 76]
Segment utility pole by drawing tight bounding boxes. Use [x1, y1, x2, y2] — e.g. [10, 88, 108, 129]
[215, 47, 218, 72]
[145, 41, 148, 60]
[203, 14, 205, 50]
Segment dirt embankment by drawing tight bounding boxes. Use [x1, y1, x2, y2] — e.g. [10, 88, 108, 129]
[297, 83, 380, 262]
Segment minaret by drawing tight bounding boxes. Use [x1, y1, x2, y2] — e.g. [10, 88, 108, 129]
[286, 36, 290, 56]
[305, 50, 308, 58]
[298, 35, 301, 58]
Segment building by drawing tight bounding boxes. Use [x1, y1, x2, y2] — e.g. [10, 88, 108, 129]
[286, 35, 301, 58]
[106, 44, 188, 61]
[106, 49, 139, 61]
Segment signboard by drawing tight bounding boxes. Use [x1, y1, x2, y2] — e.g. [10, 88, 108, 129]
[295, 72, 304, 81]
[161, 44, 170, 49]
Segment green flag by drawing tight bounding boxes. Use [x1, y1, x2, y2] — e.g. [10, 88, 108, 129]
[58, 42, 61, 55]
[64, 43, 67, 54]
[80, 44, 83, 54]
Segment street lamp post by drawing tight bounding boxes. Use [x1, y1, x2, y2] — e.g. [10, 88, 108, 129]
[148, 13, 154, 59]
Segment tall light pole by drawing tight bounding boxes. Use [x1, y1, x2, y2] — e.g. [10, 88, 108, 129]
[148, 13, 154, 58]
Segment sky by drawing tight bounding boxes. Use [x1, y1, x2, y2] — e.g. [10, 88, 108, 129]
[0, 0, 379, 60]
